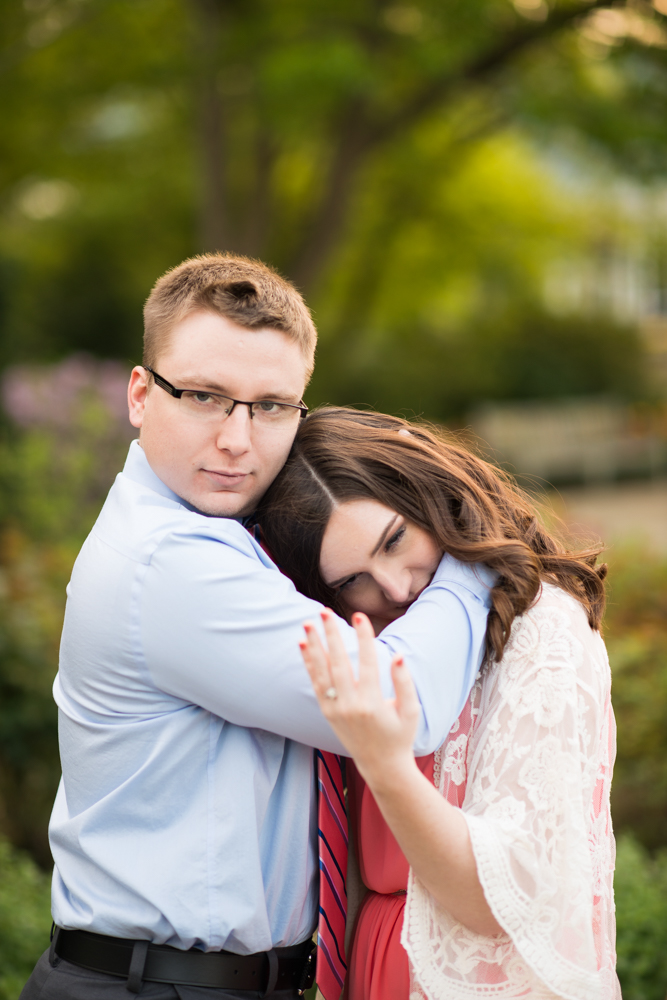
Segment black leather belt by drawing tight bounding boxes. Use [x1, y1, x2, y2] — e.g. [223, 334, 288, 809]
[52, 926, 316, 995]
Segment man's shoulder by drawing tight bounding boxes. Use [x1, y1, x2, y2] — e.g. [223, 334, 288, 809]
[88, 470, 264, 568]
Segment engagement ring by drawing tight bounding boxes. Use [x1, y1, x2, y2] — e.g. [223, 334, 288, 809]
[324, 687, 338, 700]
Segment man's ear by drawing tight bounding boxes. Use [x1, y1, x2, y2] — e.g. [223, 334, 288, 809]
[128, 366, 150, 429]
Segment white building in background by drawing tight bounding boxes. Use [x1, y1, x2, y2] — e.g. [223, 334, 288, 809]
[471, 184, 667, 485]
[471, 398, 666, 485]
[543, 182, 667, 394]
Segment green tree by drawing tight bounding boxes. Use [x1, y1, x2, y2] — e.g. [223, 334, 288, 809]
[0, 0, 665, 417]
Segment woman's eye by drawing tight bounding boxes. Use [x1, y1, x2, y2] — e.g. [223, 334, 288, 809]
[385, 525, 406, 552]
[338, 574, 359, 592]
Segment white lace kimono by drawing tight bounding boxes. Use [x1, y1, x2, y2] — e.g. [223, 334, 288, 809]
[401, 583, 621, 1000]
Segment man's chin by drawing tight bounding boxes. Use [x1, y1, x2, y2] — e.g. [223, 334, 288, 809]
[186, 490, 256, 519]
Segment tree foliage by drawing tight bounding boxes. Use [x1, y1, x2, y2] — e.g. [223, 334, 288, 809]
[0, 0, 666, 415]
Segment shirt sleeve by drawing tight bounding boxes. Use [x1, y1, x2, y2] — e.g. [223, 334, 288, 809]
[140, 521, 493, 755]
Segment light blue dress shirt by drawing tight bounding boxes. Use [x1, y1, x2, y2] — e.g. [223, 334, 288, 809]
[50, 440, 494, 955]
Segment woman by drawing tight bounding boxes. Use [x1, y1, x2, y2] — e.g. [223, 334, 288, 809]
[257, 407, 620, 1000]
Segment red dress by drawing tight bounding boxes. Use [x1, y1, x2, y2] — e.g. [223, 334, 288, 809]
[346, 754, 435, 1000]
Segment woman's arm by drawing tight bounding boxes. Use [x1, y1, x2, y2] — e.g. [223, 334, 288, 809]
[300, 611, 503, 938]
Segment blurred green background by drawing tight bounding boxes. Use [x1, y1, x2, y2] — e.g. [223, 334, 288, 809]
[1, 0, 667, 996]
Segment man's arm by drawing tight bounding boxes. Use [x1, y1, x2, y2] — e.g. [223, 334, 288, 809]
[141, 522, 493, 754]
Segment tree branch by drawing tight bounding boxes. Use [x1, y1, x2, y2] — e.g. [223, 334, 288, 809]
[286, 0, 616, 293]
[370, 0, 615, 145]
[240, 127, 275, 257]
[189, 0, 231, 252]
[288, 101, 372, 291]
[332, 107, 510, 340]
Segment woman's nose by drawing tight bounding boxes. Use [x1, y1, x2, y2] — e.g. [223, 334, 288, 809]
[377, 570, 412, 605]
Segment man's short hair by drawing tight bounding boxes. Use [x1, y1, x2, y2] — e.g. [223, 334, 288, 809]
[143, 253, 317, 378]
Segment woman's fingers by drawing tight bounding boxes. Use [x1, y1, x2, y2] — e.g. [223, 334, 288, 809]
[301, 611, 415, 750]
[300, 614, 418, 765]
[352, 612, 383, 697]
[391, 654, 420, 732]
[299, 621, 333, 699]
[320, 609, 356, 699]
[300, 610, 356, 705]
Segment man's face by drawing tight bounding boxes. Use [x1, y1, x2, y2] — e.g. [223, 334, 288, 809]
[128, 310, 308, 517]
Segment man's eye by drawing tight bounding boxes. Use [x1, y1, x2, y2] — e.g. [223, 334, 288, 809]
[385, 525, 406, 552]
[256, 400, 281, 413]
[193, 392, 215, 404]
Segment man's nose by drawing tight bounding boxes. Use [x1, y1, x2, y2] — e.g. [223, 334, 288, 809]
[215, 403, 253, 455]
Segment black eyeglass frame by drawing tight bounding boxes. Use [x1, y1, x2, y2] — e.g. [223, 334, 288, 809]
[144, 366, 308, 421]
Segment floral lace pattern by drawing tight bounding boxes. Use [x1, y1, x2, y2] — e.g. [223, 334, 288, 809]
[401, 584, 620, 999]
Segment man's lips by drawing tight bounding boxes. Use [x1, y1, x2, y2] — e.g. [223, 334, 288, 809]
[201, 468, 250, 488]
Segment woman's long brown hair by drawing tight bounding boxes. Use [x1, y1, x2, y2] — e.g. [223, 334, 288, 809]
[257, 407, 607, 663]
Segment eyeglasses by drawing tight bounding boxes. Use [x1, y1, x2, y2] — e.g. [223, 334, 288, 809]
[144, 367, 308, 426]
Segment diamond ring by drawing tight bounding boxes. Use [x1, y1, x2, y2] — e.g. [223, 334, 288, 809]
[324, 687, 338, 700]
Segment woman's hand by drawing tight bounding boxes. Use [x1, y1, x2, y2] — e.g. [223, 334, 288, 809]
[301, 609, 503, 937]
[300, 609, 419, 785]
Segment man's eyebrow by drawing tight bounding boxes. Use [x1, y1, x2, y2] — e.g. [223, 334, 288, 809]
[370, 513, 399, 557]
[175, 375, 299, 402]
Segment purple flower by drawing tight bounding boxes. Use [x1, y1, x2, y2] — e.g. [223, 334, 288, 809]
[1, 354, 133, 437]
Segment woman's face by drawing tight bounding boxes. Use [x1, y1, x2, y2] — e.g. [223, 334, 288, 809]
[319, 499, 442, 634]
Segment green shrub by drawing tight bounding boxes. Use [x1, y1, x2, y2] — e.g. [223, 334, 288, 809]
[0, 837, 51, 999]
[603, 550, 667, 997]
[605, 549, 667, 851]
[615, 834, 667, 1000]
[0, 357, 134, 865]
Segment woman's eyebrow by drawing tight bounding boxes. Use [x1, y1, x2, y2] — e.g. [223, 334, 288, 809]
[370, 514, 399, 557]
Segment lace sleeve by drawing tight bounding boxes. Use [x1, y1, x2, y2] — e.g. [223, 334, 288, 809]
[401, 585, 620, 1000]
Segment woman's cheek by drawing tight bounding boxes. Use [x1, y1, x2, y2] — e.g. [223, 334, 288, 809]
[340, 589, 384, 620]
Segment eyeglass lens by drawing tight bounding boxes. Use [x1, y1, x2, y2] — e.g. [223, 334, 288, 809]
[179, 390, 301, 424]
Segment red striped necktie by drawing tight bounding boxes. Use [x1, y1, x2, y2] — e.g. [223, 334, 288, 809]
[316, 750, 348, 1000]
[245, 523, 348, 995]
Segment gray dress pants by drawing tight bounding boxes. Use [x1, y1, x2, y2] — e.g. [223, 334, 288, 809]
[20, 949, 301, 1000]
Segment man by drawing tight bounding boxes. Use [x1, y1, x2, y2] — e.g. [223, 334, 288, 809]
[20, 254, 492, 1000]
